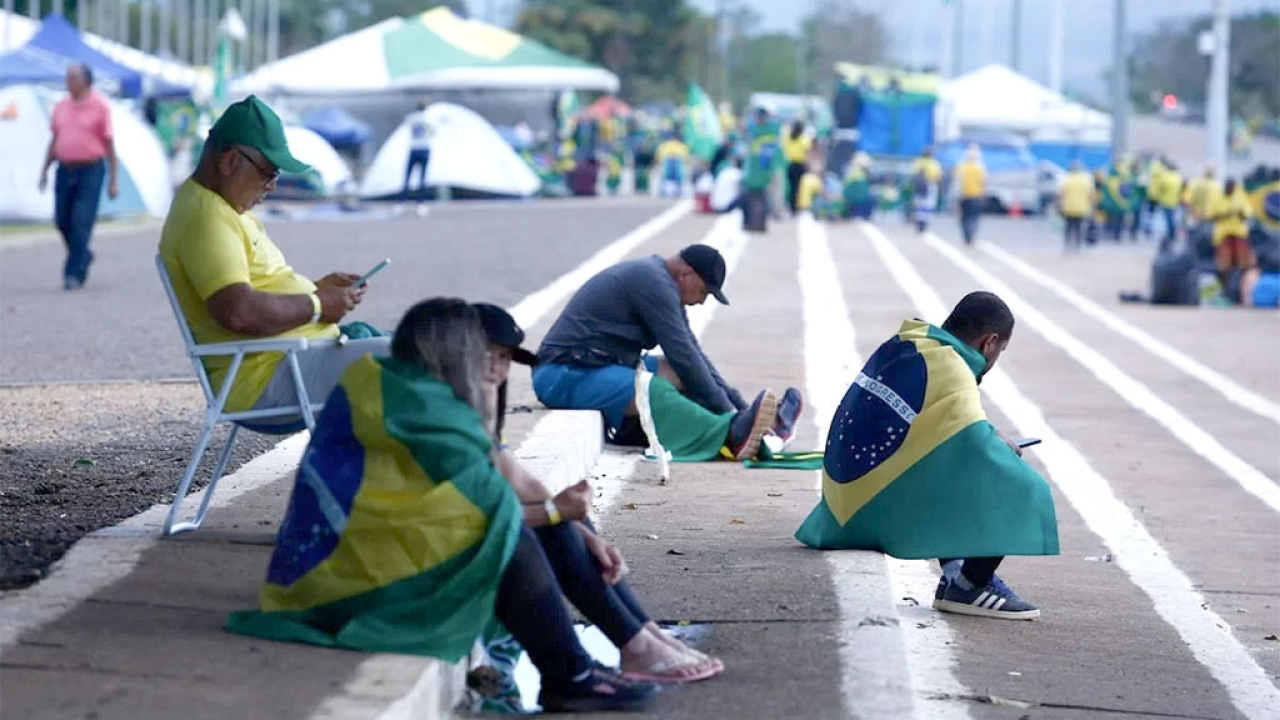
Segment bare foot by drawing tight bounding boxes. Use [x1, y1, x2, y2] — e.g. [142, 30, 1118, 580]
[619, 628, 718, 683]
[645, 621, 724, 673]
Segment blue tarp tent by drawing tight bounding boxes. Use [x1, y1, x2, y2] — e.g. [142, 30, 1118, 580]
[0, 14, 142, 97]
[302, 105, 372, 150]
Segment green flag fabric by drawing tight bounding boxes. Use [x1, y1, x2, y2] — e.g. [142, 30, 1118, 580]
[684, 82, 724, 162]
[796, 320, 1059, 559]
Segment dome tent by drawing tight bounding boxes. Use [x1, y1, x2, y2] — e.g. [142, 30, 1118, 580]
[360, 102, 539, 200]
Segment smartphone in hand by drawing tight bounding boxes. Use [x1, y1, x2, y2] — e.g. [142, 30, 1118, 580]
[355, 258, 391, 288]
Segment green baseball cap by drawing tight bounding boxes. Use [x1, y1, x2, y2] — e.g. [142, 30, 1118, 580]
[208, 95, 309, 174]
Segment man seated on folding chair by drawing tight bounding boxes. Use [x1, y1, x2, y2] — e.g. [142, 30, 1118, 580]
[158, 95, 388, 427]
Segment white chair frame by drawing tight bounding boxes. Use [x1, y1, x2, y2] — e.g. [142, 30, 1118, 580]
[634, 357, 671, 485]
[156, 254, 329, 535]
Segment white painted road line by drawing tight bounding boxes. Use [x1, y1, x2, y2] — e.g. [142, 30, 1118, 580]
[798, 215, 971, 720]
[510, 199, 692, 331]
[978, 240, 1280, 427]
[864, 222, 1280, 720]
[921, 231, 1280, 515]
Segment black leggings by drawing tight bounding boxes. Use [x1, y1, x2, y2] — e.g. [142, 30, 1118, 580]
[494, 525, 592, 688]
[494, 523, 652, 686]
[940, 556, 1004, 587]
[536, 521, 650, 647]
[786, 162, 806, 215]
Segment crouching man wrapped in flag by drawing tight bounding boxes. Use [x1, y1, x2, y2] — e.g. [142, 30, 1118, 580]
[796, 292, 1059, 620]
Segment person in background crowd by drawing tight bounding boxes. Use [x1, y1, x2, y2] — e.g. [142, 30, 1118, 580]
[711, 156, 744, 214]
[956, 145, 986, 245]
[843, 152, 875, 220]
[1149, 157, 1184, 252]
[402, 98, 435, 201]
[38, 63, 119, 290]
[1211, 179, 1257, 304]
[655, 133, 690, 198]
[1058, 160, 1095, 253]
[909, 147, 943, 233]
[783, 120, 812, 216]
[794, 160, 825, 217]
[1183, 163, 1222, 236]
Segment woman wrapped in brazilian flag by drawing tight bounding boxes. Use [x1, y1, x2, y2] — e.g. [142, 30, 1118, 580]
[227, 299, 718, 712]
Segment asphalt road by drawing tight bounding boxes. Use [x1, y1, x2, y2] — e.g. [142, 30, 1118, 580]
[2, 201, 1277, 719]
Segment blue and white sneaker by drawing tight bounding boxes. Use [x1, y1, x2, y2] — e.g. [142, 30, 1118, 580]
[933, 574, 1040, 620]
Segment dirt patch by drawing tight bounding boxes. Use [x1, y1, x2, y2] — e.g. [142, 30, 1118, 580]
[0, 382, 281, 589]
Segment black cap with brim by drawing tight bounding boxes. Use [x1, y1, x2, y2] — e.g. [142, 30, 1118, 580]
[679, 244, 729, 305]
[209, 95, 310, 174]
[473, 303, 538, 365]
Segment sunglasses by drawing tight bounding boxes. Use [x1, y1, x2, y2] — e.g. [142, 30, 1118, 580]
[236, 148, 280, 185]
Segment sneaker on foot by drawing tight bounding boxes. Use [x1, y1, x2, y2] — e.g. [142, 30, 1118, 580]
[724, 389, 778, 460]
[772, 387, 804, 446]
[935, 560, 964, 600]
[539, 666, 659, 713]
[933, 575, 1040, 620]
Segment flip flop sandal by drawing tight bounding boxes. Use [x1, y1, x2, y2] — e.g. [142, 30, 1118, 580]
[620, 655, 719, 685]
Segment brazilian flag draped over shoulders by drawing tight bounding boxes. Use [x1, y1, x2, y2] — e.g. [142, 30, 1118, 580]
[227, 355, 522, 662]
[796, 320, 1059, 559]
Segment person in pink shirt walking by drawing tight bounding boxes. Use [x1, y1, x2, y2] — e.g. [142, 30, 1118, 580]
[38, 64, 119, 290]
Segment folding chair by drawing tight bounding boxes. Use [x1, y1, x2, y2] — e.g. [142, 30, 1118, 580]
[156, 254, 329, 535]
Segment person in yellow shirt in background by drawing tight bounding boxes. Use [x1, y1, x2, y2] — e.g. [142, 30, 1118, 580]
[1148, 157, 1184, 251]
[909, 147, 944, 233]
[1210, 179, 1258, 304]
[1183, 163, 1222, 236]
[955, 145, 986, 245]
[655, 133, 690, 198]
[159, 96, 373, 424]
[1058, 160, 1095, 253]
[782, 120, 813, 216]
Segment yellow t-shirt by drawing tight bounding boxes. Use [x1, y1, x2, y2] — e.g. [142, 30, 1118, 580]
[957, 161, 985, 199]
[910, 157, 943, 183]
[1058, 171, 1094, 218]
[1150, 166, 1183, 208]
[796, 172, 824, 210]
[783, 134, 813, 164]
[1183, 176, 1222, 220]
[1210, 187, 1253, 245]
[655, 139, 690, 163]
[158, 179, 339, 412]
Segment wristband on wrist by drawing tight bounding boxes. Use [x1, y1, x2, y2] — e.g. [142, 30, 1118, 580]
[543, 498, 563, 526]
[308, 293, 322, 324]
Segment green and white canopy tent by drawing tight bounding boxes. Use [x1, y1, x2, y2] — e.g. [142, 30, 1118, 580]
[235, 8, 618, 96]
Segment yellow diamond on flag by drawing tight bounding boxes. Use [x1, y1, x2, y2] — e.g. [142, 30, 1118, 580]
[419, 7, 521, 61]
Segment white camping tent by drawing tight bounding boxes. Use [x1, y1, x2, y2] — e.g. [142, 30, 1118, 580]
[360, 102, 539, 199]
[282, 125, 354, 195]
[938, 64, 1110, 144]
[0, 83, 172, 221]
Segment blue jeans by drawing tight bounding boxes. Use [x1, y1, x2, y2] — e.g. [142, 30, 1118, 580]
[959, 198, 982, 244]
[403, 148, 430, 198]
[54, 160, 105, 284]
[532, 356, 660, 432]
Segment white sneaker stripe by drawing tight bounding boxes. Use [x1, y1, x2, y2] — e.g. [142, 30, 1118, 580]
[973, 591, 990, 607]
[983, 595, 1000, 609]
[991, 597, 1007, 611]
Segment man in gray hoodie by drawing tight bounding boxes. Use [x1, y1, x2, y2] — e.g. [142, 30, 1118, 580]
[532, 244, 802, 460]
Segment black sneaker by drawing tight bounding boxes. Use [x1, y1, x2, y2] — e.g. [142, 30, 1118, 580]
[539, 666, 659, 713]
[724, 389, 778, 460]
[933, 574, 1040, 620]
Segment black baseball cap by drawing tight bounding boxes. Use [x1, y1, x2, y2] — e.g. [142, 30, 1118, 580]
[679, 244, 729, 305]
[473, 303, 537, 365]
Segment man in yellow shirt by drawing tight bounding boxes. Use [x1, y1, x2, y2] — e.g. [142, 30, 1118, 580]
[783, 121, 813, 216]
[655, 134, 690, 198]
[1182, 164, 1222, 231]
[1058, 161, 1095, 252]
[955, 145, 986, 245]
[1148, 157, 1183, 251]
[159, 96, 376, 423]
